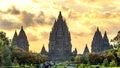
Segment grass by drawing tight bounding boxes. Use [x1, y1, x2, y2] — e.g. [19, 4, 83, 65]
[51, 65, 66, 68]
[2, 66, 36, 68]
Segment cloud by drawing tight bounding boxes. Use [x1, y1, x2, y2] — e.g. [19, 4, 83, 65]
[71, 32, 88, 38]
[0, 19, 21, 30]
[0, 9, 56, 30]
[0, 6, 20, 15]
[20, 11, 34, 27]
[40, 31, 49, 39]
[34, 11, 45, 24]
[34, 11, 55, 25]
[7, 6, 20, 15]
[27, 33, 40, 41]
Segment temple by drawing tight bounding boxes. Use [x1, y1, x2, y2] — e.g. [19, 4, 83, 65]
[11, 26, 29, 51]
[83, 44, 89, 56]
[41, 11, 77, 61]
[91, 27, 113, 53]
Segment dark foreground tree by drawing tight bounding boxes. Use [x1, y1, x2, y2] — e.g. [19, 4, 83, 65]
[87, 53, 104, 65]
[0, 31, 12, 66]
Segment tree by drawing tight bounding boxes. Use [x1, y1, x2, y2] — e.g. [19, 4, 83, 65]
[11, 47, 48, 65]
[79, 56, 87, 64]
[71, 56, 75, 62]
[105, 54, 115, 63]
[112, 31, 120, 49]
[74, 56, 80, 64]
[102, 59, 109, 67]
[87, 53, 104, 65]
[12, 57, 19, 66]
[0, 31, 12, 66]
[0, 39, 3, 67]
[110, 60, 116, 67]
[2, 45, 12, 66]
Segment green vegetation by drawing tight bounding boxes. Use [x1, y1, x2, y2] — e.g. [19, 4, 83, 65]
[0, 31, 48, 67]
[70, 31, 120, 68]
[0, 32, 12, 66]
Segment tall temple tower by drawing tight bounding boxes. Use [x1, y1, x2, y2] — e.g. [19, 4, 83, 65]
[83, 44, 89, 56]
[102, 31, 113, 50]
[11, 26, 29, 51]
[48, 11, 75, 61]
[91, 27, 103, 53]
[91, 27, 113, 53]
[40, 44, 48, 55]
[18, 26, 29, 51]
[11, 30, 18, 46]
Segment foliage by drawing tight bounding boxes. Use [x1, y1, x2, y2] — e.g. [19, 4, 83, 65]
[0, 31, 10, 46]
[79, 56, 87, 64]
[113, 31, 120, 42]
[74, 56, 80, 64]
[11, 46, 48, 65]
[78, 64, 86, 68]
[112, 31, 120, 49]
[102, 59, 109, 67]
[71, 56, 74, 62]
[104, 54, 115, 63]
[87, 53, 104, 65]
[12, 57, 19, 66]
[110, 60, 116, 67]
[0, 31, 12, 66]
[2, 45, 12, 66]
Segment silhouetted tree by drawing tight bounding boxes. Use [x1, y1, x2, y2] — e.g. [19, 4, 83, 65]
[0, 31, 12, 66]
[102, 59, 109, 67]
[87, 53, 104, 65]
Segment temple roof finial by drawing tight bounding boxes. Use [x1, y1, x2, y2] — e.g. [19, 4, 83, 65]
[58, 11, 63, 20]
[97, 27, 99, 31]
[103, 31, 108, 39]
[21, 26, 23, 29]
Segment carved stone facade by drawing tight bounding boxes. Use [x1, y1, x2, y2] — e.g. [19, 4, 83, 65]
[11, 26, 29, 51]
[91, 27, 113, 53]
[41, 12, 77, 61]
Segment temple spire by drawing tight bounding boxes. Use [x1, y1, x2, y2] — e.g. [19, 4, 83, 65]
[58, 11, 62, 18]
[102, 31, 112, 50]
[11, 30, 18, 46]
[57, 11, 63, 22]
[40, 44, 47, 55]
[103, 31, 108, 39]
[48, 11, 73, 61]
[97, 27, 100, 32]
[91, 27, 103, 53]
[83, 44, 89, 56]
[73, 48, 77, 56]
[14, 30, 17, 36]
[11, 26, 29, 51]
[21, 26, 23, 29]
[91, 28, 112, 53]
[18, 26, 29, 51]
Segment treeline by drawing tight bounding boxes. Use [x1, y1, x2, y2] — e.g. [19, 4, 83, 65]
[0, 31, 48, 67]
[72, 31, 120, 67]
[72, 50, 120, 67]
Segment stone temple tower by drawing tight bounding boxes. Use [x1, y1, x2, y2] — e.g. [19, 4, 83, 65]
[11, 26, 29, 51]
[91, 27, 113, 53]
[83, 44, 89, 56]
[91, 27, 103, 53]
[48, 11, 76, 61]
[40, 44, 48, 55]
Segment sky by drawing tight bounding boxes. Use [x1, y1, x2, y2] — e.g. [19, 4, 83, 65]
[0, 0, 120, 54]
